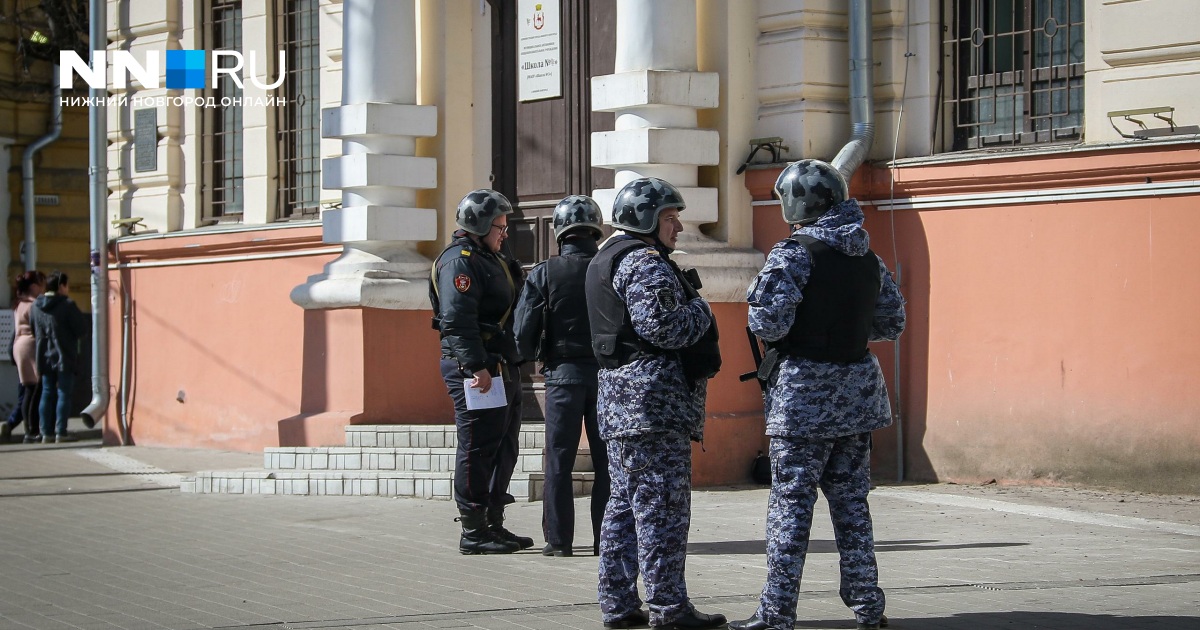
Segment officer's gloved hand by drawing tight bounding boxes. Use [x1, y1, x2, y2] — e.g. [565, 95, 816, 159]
[486, 353, 505, 374]
[507, 258, 526, 284]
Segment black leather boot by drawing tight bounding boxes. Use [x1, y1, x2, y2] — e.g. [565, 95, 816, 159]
[654, 609, 727, 630]
[857, 615, 888, 630]
[487, 506, 534, 550]
[729, 615, 787, 630]
[457, 509, 519, 555]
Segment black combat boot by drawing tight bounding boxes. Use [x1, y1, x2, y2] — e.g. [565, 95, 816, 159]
[457, 509, 519, 555]
[653, 609, 727, 630]
[487, 506, 534, 550]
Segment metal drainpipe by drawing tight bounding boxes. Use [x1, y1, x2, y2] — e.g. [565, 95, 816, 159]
[80, 0, 111, 433]
[830, 0, 905, 481]
[21, 75, 62, 272]
[830, 0, 876, 183]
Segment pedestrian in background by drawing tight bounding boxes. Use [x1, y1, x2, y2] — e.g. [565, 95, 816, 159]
[585, 177, 724, 630]
[430, 189, 534, 555]
[730, 159, 906, 630]
[31, 271, 86, 443]
[513, 195, 611, 558]
[1, 270, 45, 443]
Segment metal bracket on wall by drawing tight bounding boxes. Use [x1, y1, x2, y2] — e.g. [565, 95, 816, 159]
[1107, 106, 1198, 139]
[736, 137, 790, 175]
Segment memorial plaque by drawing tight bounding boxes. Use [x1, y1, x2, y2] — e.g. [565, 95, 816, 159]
[134, 108, 158, 172]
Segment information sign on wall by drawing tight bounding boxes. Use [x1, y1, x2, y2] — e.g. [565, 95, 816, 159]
[517, 0, 561, 102]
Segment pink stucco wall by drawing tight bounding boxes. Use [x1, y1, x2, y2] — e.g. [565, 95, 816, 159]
[105, 142, 1200, 493]
[749, 143, 1200, 493]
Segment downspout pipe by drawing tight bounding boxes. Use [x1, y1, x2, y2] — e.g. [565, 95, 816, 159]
[21, 75, 62, 272]
[831, 0, 903, 481]
[81, 0, 111, 433]
[830, 0, 876, 183]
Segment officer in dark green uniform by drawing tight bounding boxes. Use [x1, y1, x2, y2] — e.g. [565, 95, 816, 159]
[430, 189, 533, 555]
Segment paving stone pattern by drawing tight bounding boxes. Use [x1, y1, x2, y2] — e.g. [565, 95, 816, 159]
[0, 438, 1197, 630]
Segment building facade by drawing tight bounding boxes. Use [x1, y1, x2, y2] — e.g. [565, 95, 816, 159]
[83, 0, 1198, 493]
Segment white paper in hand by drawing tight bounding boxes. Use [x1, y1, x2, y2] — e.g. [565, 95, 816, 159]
[464, 378, 507, 410]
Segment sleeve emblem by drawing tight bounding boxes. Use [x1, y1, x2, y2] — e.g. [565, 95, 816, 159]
[655, 287, 678, 311]
[454, 274, 472, 293]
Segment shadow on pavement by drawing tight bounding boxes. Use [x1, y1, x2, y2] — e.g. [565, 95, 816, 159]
[796, 612, 1200, 629]
[0, 486, 174, 499]
[687, 539, 1028, 555]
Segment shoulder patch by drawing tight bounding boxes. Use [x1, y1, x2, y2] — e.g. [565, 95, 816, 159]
[454, 274, 471, 293]
[655, 287, 678, 311]
[461, 249, 471, 256]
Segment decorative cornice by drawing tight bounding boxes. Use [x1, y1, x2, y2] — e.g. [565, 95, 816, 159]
[744, 142, 1200, 206]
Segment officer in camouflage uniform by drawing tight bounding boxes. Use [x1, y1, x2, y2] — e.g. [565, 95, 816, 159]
[729, 160, 905, 630]
[585, 178, 725, 630]
[513, 195, 611, 558]
[430, 189, 534, 555]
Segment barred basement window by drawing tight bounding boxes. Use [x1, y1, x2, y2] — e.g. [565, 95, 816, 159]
[941, 0, 1084, 151]
[276, 0, 321, 220]
[204, 0, 244, 220]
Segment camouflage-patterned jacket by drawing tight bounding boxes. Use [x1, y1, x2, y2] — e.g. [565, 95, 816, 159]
[747, 200, 906, 438]
[597, 240, 713, 441]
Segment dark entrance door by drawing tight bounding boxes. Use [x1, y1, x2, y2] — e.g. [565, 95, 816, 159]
[491, 0, 616, 267]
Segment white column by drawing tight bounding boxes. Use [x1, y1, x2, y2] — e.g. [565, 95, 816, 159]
[592, 0, 761, 301]
[291, 0, 437, 310]
[591, 0, 718, 226]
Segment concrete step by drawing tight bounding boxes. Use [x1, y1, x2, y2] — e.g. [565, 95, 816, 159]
[263, 447, 549, 474]
[344, 424, 547, 449]
[180, 470, 596, 502]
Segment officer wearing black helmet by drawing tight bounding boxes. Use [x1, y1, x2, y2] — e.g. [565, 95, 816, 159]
[513, 195, 612, 558]
[585, 177, 725, 630]
[430, 189, 534, 555]
[729, 160, 905, 630]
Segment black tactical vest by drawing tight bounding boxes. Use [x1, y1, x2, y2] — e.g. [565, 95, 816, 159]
[586, 237, 721, 380]
[767, 234, 880, 365]
[542, 254, 594, 361]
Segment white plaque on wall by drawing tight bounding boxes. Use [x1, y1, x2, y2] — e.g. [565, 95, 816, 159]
[517, 0, 561, 102]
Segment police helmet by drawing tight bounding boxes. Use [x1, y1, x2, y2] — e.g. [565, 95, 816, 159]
[552, 195, 604, 241]
[455, 189, 513, 236]
[611, 177, 686, 234]
[774, 159, 848, 225]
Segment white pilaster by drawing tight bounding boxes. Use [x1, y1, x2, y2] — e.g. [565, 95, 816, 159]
[291, 0, 437, 310]
[591, 0, 761, 302]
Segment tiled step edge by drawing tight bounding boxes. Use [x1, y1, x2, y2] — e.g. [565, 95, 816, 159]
[180, 470, 595, 502]
[263, 447, 550, 473]
[345, 424, 546, 449]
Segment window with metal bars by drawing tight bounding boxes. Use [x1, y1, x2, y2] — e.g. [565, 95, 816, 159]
[942, 0, 1084, 151]
[204, 0, 244, 220]
[276, 0, 321, 220]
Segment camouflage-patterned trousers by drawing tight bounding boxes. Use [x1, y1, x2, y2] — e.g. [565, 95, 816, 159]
[598, 433, 693, 626]
[756, 432, 885, 628]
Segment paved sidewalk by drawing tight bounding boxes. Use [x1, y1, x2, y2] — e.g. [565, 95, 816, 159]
[0, 440, 1197, 630]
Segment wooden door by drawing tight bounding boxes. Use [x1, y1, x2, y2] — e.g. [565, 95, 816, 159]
[491, 0, 616, 267]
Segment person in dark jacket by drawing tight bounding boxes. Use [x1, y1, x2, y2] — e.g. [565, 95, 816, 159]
[513, 195, 611, 558]
[586, 177, 725, 630]
[729, 160, 905, 630]
[31, 271, 86, 443]
[430, 189, 532, 555]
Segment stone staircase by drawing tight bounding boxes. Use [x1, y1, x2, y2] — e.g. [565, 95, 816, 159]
[180, 424, 596, 500]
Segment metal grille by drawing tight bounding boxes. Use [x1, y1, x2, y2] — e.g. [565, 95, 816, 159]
[276, 0, 322, 219]
[206, 0, 244, 219]
[942, 0, 1084, 151]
